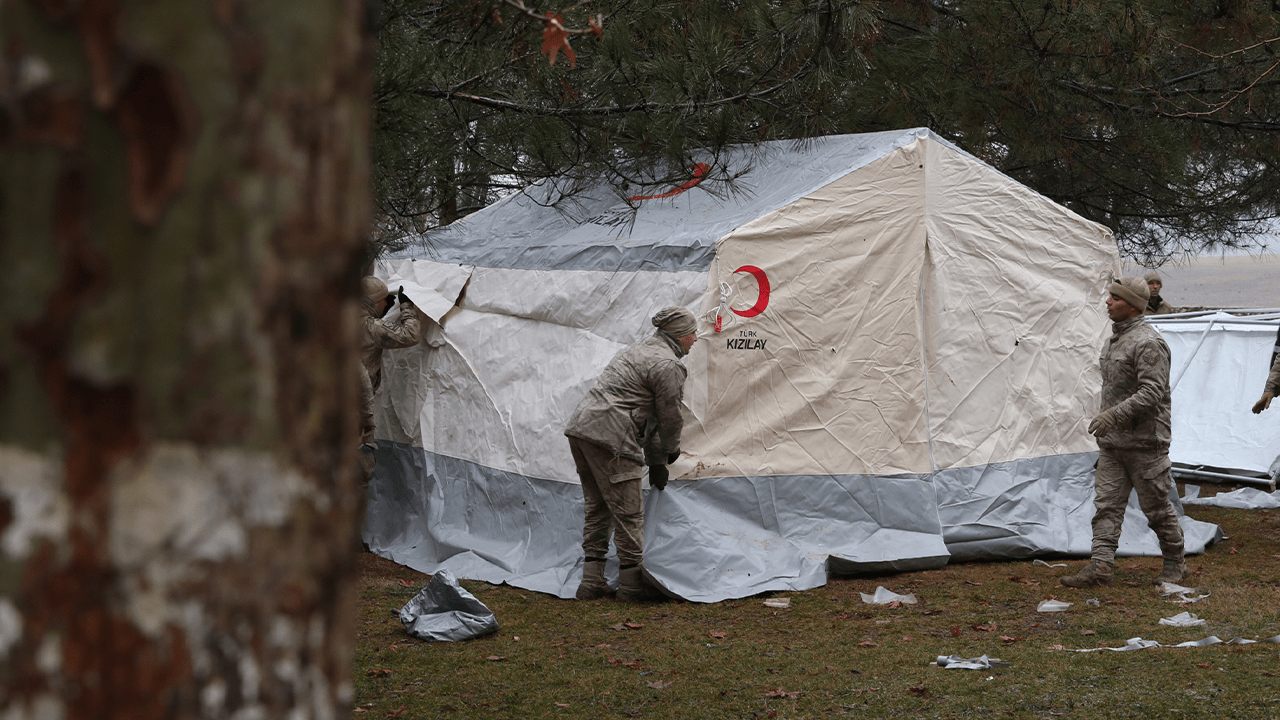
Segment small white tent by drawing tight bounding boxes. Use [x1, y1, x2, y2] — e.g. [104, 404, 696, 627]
[365, 128, 1219, 602]
[1150, 310, 1280, 485]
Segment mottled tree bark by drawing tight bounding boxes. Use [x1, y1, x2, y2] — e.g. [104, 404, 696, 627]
[0, 1, 370, 717]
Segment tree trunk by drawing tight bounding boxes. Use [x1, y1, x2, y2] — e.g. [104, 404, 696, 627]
[0, 1, 369, 718]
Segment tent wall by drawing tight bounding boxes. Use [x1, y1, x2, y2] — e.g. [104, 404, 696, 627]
[1152, 315, 1280, 474]
[683, 139, 932, 478]
[921, 139, 1115, 470]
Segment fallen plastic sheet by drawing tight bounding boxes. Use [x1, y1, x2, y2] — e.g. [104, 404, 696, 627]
[1085, 598, 1101, 607]
[1181, 484, 1280, 510]
[398, 569, 499, 642]
[933, 654, 1010, 669]
[1056, 635, 1280, 652]
[1037, 600, 1072, 613]
[860, 586, 918, 605]
[1159, 611, 1206, 627]
[1160, 582, 1211, 603]
[763, 598, 791, 608]
[1033, 559, 1067, 568]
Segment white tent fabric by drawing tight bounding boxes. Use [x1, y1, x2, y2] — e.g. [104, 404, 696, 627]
[364, 129, 1220, 602]
[1149, 312, 1280, 476]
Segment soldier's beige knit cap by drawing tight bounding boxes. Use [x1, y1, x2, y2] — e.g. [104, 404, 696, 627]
[1110, 276, 1150, 312]
[652, 307, 697, 337]
[361, 276, 390, 302]
[1144, 271, 1162, 284]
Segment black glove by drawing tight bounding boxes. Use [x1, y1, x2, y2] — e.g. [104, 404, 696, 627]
[396, 286, 412, 307]
[649, 464, 669, 491]
[667, 451, 680, 465]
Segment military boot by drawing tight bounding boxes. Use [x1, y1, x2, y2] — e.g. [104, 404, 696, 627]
[616, 565, 664, 602]
[1059, 560, 1114, 588]
[575, 558, 612, 600]
[1153, 557, 1188, 585]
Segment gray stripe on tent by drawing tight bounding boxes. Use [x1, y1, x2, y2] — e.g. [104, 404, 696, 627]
[363, 443, 1220, 603]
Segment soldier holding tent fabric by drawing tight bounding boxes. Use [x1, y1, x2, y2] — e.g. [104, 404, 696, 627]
[1061, 277, 1188, 588]
[1251, 352, 1280, 414]
[565, 307, 698, 602]
[359, 276, 422, 486]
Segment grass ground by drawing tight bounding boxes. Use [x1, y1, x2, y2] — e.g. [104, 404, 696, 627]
[354, 489, 1280, 720]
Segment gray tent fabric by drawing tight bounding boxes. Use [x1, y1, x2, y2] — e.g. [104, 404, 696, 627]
[402, 129, 937, 273]
[363, 128, 1221, 602]
[398, 569, 499, 642]
[367, 443, 1221, 602]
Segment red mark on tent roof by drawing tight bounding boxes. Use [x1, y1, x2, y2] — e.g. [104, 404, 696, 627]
[629, 163, 710, 202]
[731, 265, 770, 318]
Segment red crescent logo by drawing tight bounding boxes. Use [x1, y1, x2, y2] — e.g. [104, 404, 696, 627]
[731, 265, 770, 317]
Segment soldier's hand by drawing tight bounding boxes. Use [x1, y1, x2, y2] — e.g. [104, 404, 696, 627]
[649, 464, 669, 491]
[1253, 391, 1274, 414]
[667, 451, 680, 465]
[396, 286, 413, 307]
[1087, 410, 1117, 437]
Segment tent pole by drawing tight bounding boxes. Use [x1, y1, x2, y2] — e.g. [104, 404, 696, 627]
[1173, 466, 1275, 491]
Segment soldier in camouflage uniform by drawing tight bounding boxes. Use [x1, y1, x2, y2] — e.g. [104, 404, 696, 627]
[359, 276, 422, 486]
[1143, 271, 1176, 315]
[1061, 277, 1188, 588]
[1251, 352, 1280, 414]
[565, 307, 697, 601]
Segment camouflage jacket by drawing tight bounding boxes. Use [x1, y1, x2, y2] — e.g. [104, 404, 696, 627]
[1265, 353, 1280, 396]
[565, 331, 688, 466]
[1143, 296, 1176, 315]
[1098, 316, 1171, 452]
[360, 297, 422, 393]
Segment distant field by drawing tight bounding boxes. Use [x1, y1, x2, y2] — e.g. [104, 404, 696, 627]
[1124, 253, 1280, 310]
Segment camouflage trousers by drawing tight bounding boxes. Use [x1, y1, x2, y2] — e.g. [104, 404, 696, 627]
[569, 437, 646, 567]
[1091, 446, 1184, 564]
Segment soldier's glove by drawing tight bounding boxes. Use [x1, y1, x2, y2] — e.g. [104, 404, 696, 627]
[1087, 409, 1117, 437]
[649, 464, 669, 491]
[667, 451, 680, 465]
[1253, 391, 1274, 414]
[396, 286, 413, 308]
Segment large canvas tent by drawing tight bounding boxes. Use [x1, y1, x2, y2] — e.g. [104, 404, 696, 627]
[365, 128, 1220, 602]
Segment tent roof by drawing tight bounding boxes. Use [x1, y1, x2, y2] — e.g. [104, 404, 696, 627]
[396, 128, 967, 272]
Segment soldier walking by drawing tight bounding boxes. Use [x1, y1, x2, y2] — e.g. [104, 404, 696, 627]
[1062, 277, 1187, 588]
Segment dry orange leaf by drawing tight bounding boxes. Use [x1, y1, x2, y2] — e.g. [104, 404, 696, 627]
[763, 687, 801, 699]
[541, 14, 576, 67]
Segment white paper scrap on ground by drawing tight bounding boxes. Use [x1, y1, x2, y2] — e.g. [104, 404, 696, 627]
[1062, 637, 1162, 652]
[860, 586, 918, 605]
[1037, 599, 1072, 612]
[934, 654, 1009, 669]
[1033, 559, 1067, 568]
[1058, 636, 1278, 652]
[763, 598, 791, 608]
[1086, 598, 1101, 607]
[1159, 582, 1211, 603]
[1159, 612, 1207, 627]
